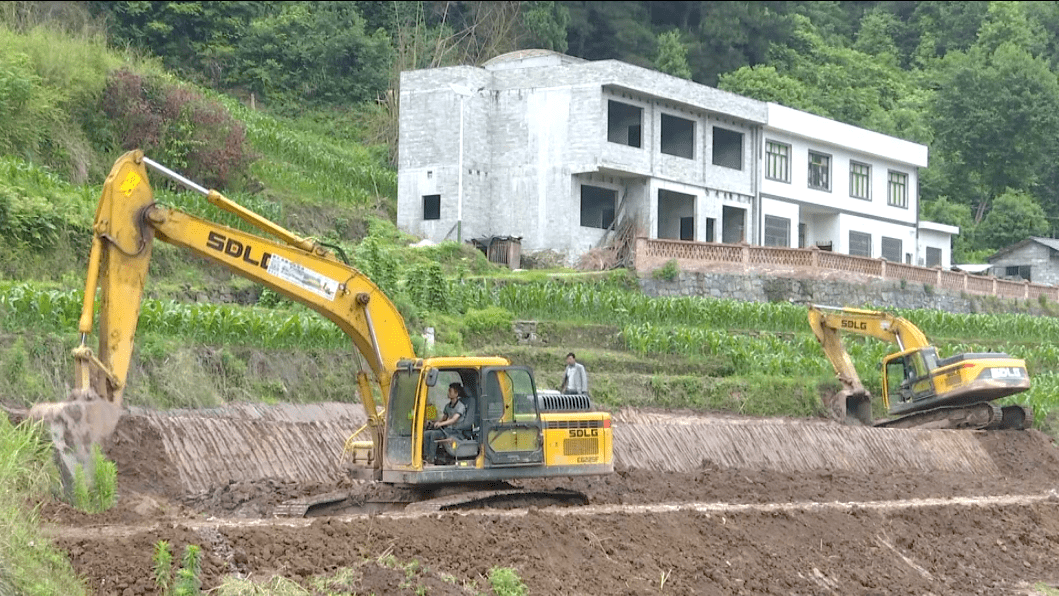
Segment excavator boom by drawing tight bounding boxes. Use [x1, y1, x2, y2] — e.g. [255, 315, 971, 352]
[808, 304, 1031, 430]
[32, 151, 613, 501]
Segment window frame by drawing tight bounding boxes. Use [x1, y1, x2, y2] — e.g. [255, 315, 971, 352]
[881, 236, 902, 262]
[849, 161, 871, 200]
[808, 150, 832, 192]
[765, 140, 790, 183]
[849, 230, 872, 257]
[887, 170, 908, 208]
[607, 100, 643, 148]
[712, 126, 744, 170]
[926, 247, 943, 268]
[660, 113, 696, 159]
[579, 184, 617, 230]
[763, 215, 791, 247]
[422, 194, 441, 221]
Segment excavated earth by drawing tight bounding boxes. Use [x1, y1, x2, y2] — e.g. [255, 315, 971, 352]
[35, 405, 1059, 595]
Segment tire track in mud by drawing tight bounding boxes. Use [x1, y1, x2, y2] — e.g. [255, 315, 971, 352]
[47, 490, 1059, 540]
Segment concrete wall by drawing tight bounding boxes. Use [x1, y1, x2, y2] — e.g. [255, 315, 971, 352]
[917, 228, 954, 269]
[638, 271, 1045, 316]
[396, 55, 946, 267]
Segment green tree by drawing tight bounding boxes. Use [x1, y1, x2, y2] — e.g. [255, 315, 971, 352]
[977, 189, 1051, 250]
[233, 2, 392, 108]
[522, 1, 570, 52]
[88, 1, 268, 85]
[566, 1, 655, 67]
[920, 196, 977, 262]
[854, 8, 901, 66]
[720, 15, 931, 143]
[654, 29, 690, 79]
[929, 43, 1059, 221]
[975, 1, 1046, 57]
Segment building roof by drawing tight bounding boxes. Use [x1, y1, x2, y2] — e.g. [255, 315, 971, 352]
[767, 103, 928, 168]
[919, 220, 959, 235]
[483, 49, 586, 70]
[987, 237, 1059, 262]
[952, 263, 992, 274]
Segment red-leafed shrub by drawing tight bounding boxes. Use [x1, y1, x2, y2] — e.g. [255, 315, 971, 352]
[101, 68, 254, 189]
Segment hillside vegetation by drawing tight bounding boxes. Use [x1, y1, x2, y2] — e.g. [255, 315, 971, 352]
[8, 5, 1059, 596]
[1, 7, 1059, 431]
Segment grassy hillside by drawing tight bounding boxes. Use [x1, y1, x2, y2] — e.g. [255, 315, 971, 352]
[2, 20, 1059, 437]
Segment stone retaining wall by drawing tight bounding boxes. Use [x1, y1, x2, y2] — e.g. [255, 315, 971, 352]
[637, 270, 1054, 316]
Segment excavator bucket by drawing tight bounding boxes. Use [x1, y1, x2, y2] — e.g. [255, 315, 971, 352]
[824, 388, 873, 426]
[28, 390, 122, 495]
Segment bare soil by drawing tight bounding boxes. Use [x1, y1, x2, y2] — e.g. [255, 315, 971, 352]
[38, 410, 1059, 596]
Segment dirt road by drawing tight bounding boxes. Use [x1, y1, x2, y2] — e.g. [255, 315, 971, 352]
[41, 408, 1059, 595]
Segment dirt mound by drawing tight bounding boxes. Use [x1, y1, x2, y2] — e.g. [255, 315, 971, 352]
[35, 406, 1059, 594]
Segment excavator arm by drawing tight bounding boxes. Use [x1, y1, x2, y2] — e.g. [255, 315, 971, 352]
[38, 150, 414, 487]
[807, 305, 930, 425]
[808, 304, 1032, 430]
[76, 151, 413, 410]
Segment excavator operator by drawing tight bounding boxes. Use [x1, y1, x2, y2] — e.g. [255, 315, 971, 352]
[423, 383, 468, 463]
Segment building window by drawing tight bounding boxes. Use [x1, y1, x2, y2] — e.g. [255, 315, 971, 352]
[423, 194, 440, 220]
[926, 247, 942, 268]
[881, 237, 902, 262]
[713, 127, 743, 170]
[765, 140, 790, 182]
[764, 215, 790, 247]
[661, 114, 695, 159]
[849, 231, 871, 257]
[1004, 265, 1031, 281]
[580, 185, 616, 229]
[850, 161, 871, 200]
[808, 151, 831, 191]
[888, 171, 908, 208]
[607, 100, 642, 148]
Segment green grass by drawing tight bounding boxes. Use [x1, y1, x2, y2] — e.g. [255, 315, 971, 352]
[0, 417, 87, 595]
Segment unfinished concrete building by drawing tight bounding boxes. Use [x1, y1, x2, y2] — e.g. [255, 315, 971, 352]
[397, 50, 767, 263]
[397, 50, 952, 268]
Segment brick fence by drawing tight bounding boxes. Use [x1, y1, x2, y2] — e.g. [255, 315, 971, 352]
[633, 237, 1058, 302]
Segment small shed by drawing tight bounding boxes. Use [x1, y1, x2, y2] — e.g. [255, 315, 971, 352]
[986, 237, 1059, 284]
[471, 236, 522, 269]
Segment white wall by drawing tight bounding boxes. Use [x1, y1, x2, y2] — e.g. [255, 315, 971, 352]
[837, 213, 916, 260]
[918, 228, 953, 269]
[761, 129, 918, 226]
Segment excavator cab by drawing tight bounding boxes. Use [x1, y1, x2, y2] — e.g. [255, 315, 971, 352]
[882, 347, 940, 408]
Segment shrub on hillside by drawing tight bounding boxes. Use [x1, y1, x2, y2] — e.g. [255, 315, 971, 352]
[101, 68, 255, 189]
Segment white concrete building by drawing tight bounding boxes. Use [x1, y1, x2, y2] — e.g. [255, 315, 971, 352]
[761, 104, 953, 268]
[397, 50, 957, 268]
[397, 50, 766, 259]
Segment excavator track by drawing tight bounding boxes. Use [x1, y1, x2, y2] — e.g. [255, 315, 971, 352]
[875, 403, 1034, 430]
[273, 483, 588, 517]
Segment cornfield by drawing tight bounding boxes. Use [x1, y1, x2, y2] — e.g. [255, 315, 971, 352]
[0, 283, 345, 349]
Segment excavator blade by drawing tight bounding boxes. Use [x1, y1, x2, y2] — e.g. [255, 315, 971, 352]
[28, 390, 122, 495]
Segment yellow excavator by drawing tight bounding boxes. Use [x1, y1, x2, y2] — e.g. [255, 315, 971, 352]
[808, 304, 1033, 430]
[30, 150, 612, 511]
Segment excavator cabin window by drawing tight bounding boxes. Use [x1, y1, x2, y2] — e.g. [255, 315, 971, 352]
[885, 359, 912, 404]
[386, 369, 419, 465]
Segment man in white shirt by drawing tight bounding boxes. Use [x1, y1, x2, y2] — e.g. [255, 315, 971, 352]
[560, 352, 588, 395]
